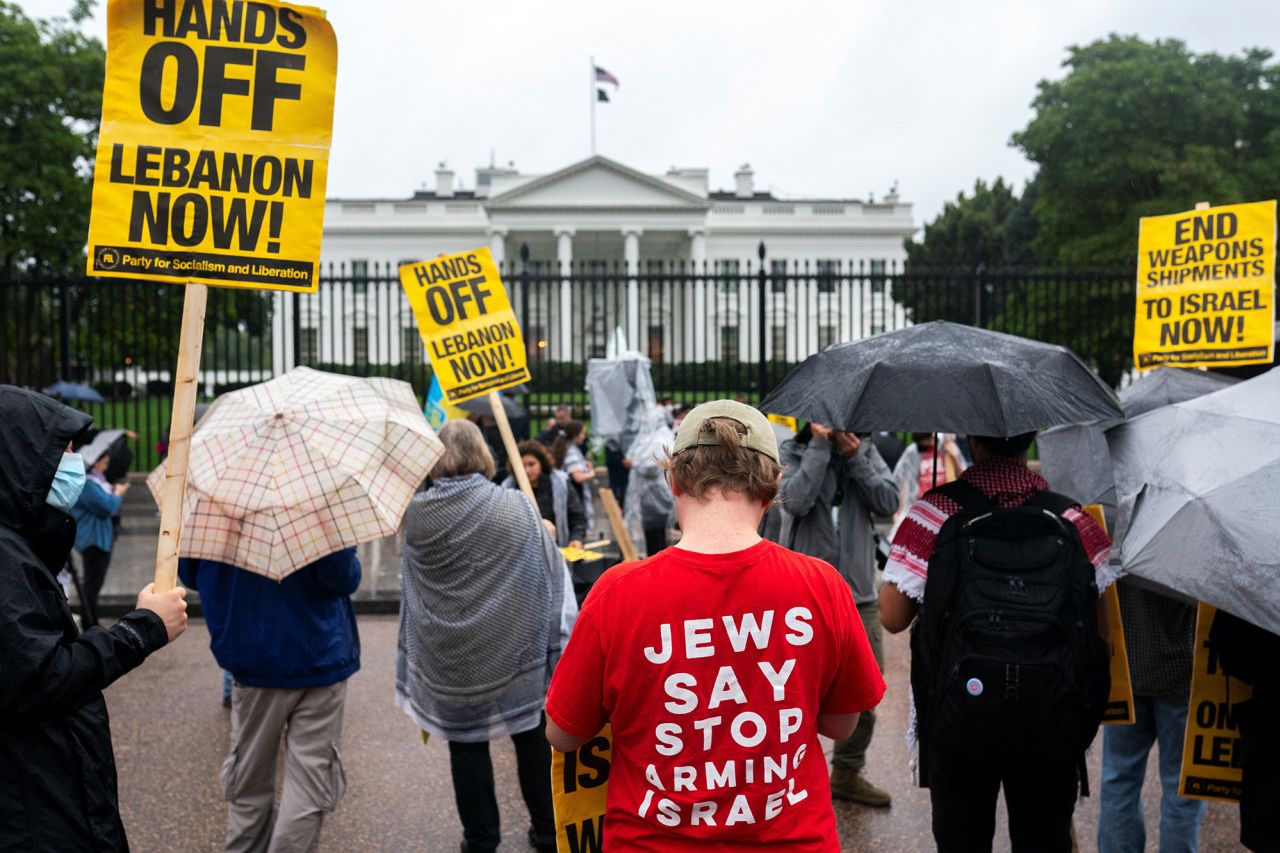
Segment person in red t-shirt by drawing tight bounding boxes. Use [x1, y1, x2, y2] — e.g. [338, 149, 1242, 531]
[546, 400, 886, 851]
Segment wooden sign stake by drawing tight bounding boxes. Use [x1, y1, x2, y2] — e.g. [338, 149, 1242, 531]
[488, 390, 537, 508]
[153, 283, 208, 592]
[598, 487, 638, 563]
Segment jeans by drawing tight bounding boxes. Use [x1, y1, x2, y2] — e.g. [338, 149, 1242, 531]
[832, 599, 883, 773]
[1098, 695, 1206, 853]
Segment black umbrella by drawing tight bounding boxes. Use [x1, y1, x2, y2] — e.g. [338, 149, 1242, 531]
[760, 321, 1122, 437]
[456, 392, 527, 420]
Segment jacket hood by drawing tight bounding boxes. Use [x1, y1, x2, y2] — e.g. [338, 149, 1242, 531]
[0, 386, 93, 532]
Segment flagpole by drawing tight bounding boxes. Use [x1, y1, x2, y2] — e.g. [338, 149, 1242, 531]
[589, 55, 596, 155]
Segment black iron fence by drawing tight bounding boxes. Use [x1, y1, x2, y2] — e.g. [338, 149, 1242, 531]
[1, 260, 1135, 471]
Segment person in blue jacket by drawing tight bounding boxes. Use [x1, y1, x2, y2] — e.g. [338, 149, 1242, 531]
[179, 548, 361, 853]
[70, 448, 126, 627]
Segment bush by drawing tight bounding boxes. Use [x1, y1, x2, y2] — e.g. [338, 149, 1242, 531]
[147, 379, 173, 395]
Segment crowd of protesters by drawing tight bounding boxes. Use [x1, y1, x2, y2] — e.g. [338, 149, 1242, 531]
[1, 381, 1275, 853]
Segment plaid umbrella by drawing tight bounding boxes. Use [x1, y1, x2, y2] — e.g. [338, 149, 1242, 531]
[147, 367, 443, 581]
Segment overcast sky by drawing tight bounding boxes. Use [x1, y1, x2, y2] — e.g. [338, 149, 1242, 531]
[20, 0, 1280, 230]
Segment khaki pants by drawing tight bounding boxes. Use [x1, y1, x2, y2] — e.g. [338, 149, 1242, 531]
[832, 599, 884, 773]
[222, 681, 348, 853]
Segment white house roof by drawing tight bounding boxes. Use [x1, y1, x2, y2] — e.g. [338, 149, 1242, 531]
[486, 155, 711, 211]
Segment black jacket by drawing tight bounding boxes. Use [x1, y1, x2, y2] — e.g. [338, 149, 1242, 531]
[0, 387, 168, 852]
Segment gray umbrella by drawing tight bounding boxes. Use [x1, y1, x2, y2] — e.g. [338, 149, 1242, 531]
[455, 392, 526, 420]
[1108, 367, 1280, 634]
[760, 321, 1122, 436]
[1039, 367, 1239, 514]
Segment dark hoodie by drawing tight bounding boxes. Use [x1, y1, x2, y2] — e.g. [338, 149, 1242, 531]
[0, 386, 169, 852]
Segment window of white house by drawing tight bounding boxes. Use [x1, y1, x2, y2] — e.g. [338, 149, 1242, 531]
[720, 325, 740, 362]
[402, 327, 422, 366]
[717, 259, 741, 294]
[351, 260, 369, 296]
[528, 324, 549, 361]
[816, 259, 838, 293]
[870, 259, 887, 294]
[771, 323, 788, 360]
[352, 326, 369, 367]
[299, 328, 318, 365]
[770, 259, 788, 293]
[648, 325, 664, 364]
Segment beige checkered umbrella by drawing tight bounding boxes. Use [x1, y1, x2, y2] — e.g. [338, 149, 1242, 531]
[147, 367, 443, 581]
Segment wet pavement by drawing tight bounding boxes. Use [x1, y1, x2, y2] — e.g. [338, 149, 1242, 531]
[105, 615, 1243, 852]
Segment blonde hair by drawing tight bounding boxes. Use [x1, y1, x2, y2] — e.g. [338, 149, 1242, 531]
[663, 417, 781, 502]
[432, 420, 496, 480]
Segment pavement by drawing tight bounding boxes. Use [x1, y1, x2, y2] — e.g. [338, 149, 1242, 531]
[105, 615, 1243, 852]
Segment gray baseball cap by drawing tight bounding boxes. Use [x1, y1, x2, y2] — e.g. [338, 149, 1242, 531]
[673, 400, 780, 463]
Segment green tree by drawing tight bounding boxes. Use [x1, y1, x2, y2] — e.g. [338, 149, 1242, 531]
[896, 178, 1041, 327]
[899, 36, 1280, 384]
[1012, 35, 1280, 260]
[0, 1, 103, 275]
[904, 177, 1038, 269]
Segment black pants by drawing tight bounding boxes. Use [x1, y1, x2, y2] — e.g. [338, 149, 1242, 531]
[604, 447, 629, 509]
[79, 546, 112, 628]
[448, 722, 555, 853]
[644, 526, 667, 557]
[929, 748, 1078, 853]
[1239, 690, 1280, 853]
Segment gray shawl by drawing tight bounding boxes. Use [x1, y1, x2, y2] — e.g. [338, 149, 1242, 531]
[502, 468, 571, 547]
[395, 474, 571, 742]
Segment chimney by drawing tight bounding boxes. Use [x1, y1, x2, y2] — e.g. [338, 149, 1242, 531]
[734, 163, 754, 198]
[435, 162, 454, 198]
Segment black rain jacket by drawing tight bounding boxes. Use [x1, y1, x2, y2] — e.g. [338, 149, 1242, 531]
[0, 386, 168, 852]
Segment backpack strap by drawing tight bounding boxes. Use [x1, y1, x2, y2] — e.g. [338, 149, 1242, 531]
[931, 477, 995, 515]
[1022, 489, 1078, 516]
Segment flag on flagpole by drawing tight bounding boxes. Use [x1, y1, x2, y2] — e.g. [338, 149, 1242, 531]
[595, 66, 619, 87]
[597, 89, 610, 102]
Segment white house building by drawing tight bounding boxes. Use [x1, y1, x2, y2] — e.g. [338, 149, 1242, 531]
[272, 155, 916, 372]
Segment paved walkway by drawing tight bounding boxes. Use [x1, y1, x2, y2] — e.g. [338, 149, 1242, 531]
[105, 616, 1242, 852]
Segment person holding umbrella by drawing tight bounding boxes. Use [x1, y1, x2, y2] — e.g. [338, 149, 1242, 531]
[760, 322, 1125, 852]
[880, 432, 1112, 852]
[0, 386, 188, 852]
[154, 367, 444, 853]
[776, 421, 899, 806]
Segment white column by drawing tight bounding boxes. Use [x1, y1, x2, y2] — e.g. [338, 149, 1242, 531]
[689, 229, 707, 363]
[624, 228, 642, 352]
[556, 228, 574, 360]
[488, 228, 507, 269]
[271, 291, 295, 374]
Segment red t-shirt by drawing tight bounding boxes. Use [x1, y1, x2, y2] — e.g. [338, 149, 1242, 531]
[546, 539, 886, 852]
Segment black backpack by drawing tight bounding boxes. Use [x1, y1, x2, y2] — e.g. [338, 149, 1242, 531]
[910, 479, 1110, 790]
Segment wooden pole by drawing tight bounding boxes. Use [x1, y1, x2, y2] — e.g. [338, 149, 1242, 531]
[598, 487, 638, 563]
[489, 390, 537, 507]
[153, 283, 208, 592]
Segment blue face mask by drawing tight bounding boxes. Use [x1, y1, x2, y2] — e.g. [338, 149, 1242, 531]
[45, 452, 86, 510]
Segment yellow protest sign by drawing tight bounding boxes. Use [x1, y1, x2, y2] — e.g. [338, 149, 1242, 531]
[400, 248, 531, 404]
[552, 726, 611, 853]
[766, 413, 798, 433]
[86, 0, 336, 291]
[1180, 603, 1252, 801]
[1134, 200, 1276, 369]
[560, 546, 606, 563]
[1081, 505, 1135, 725]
